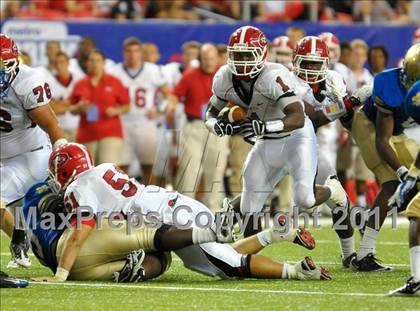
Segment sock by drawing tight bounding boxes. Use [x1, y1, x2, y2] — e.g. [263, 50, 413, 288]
[270, 227, 297, 243]
[357, 194, 367, 207]
[339, 236, 355, 259]
[192, 227, 215, 244]
[257, 230, 271, 247]
[286, 263, 297, 279]
[357, 226, 378, 260]
[410, 246, 420, 282]
[11, 229, 25, 244]
[281, 263, 289, 279]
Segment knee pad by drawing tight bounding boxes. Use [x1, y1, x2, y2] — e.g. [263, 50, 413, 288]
[153, 224, 172, 250]
[294, 183, 316, 209]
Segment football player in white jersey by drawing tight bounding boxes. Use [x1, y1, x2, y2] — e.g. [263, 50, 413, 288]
[33, 143, 329, 282]
[206, 27, 350, 246]
[111, 37, 171, 184]
[269, 36, 293, 70]
[47, 51, 83, 142]
[0, 34, 67, 268]
[318, 32, 349, 84]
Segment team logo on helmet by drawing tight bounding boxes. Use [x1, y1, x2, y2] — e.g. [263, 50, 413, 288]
[413, 92, 420, 106]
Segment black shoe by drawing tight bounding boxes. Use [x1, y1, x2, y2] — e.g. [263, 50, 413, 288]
[0, 270, 29, 288]
[8, 237, 31, 268]
[113, 250, 146, 283]
[388, 277, 420, 296]
[342, 253, 357, 268]
[350, 253, 393, 272]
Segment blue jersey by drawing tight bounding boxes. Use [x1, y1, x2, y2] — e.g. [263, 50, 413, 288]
[362, 68, 412, 135]
[23, 182, 64, 273]
[403, 80, 420, 124]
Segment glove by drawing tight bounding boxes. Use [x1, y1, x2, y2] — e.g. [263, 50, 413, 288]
[388, 176, 417, 212]
[205, 118, 241, 137]
[396, 166, 409, 182]
[240, 118, 266, 137]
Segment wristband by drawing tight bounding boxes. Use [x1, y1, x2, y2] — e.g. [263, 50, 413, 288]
[396, 166, 409, 181]
[265, 120, 284, 133]
[205, 118, 218, 135]
[53, 138, 68, 149]
[55, 267, 69, 281]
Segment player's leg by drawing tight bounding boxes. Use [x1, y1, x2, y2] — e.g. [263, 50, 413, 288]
[228, 136, 252, 196]
[0, 199, 14, 237]
[240, 140, 284, 237]
[389, 193, 420, 296]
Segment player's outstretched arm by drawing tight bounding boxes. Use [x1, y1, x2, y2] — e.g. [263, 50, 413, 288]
[32, 224, 93, 283]
[280, 101, 305, 132]
[28, 104, 66, 146]
[375, 110, 404, 175]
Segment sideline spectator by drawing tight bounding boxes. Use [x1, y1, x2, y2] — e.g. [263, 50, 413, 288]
[154, 0, 198, 20]
[368, 45, 389, 76]
[216, 43, 227, 66]
[69, 36, 115, 77]
[70, 50, 130, 164]
[44, 40, 61, 74]
[339, 41, 352, 68]
[286, 26, 306, 48]
[48, 52, 83, 142]
[142, 42, 161, 63]
[111, 37, 171, 184]
[347, 39, 373, 92]
[166, 43, 228, 212]
[110, 0, 142, 20]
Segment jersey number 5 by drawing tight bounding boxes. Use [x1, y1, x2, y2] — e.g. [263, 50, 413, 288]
[102, 167, 138, 197]
[32, 83, 52, 103]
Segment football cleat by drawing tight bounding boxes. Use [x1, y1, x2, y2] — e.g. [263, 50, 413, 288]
[0, 271, 29, 288]
[342, 252, 357, 268]
[294, 256, 331, 280]
[388, 277, 420, 296]
[325, 175, 349, 208]
[293, 228, 316, 250]
[350, 253, 393, 272]
[8, 238, 31, 268]
[211, 220, 236, 243]
[113, 250, 146, 283]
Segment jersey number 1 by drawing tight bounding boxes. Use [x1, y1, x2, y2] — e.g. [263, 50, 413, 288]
[276, 76, 290, 93]
[102, 167, 138, 197]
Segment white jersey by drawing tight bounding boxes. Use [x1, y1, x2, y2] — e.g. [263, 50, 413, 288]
[47, 72, 83, 131]
[161, 62, 183, 88]
[64, 163, 179, 224]
[111, 62, 166, 123]
[210, 63, 303, 138]
[345, 68, 373, 94]
[332, 62, 349, 84]
[0, 64, 50, 160]
[294, 69, 347, 121]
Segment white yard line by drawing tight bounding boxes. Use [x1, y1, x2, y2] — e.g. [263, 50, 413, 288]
[29, 281, 387, 297]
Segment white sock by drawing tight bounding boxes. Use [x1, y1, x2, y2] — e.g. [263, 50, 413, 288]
[192, 227, 215, 244]
[269, 227, 297, 244]
[281, 263, 289, 279]
[286, 264, 297, 279]
[257, 230, 271, 247]
[357, 194, 367, 207]
[410, 246, 420, 282]
[358, 226, 378, 260]
[339, 236, 355, 259]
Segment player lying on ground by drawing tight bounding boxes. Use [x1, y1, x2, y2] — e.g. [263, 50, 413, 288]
[205, 27, 354, 266]
[1, 33, 67, 268]
[388, 80, 420, 296]
[29, 143, 329, 282]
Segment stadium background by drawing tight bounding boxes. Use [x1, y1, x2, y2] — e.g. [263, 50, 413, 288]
[1, 1, 420, 309]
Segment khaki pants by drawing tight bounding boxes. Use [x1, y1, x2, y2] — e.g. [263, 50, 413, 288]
[407, 191, 420, 218]
[84, 137, 123, 165]
[56, 220, 158, 281]
[352, 109, 419, 184]
[175, 120, 229, 212]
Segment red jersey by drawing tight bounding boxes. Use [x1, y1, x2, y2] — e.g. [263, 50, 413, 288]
[173, 67, 217, 119]
[70, 74, 129, 143]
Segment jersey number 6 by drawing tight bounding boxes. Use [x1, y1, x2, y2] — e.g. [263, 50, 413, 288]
[103, 167, 138, 198]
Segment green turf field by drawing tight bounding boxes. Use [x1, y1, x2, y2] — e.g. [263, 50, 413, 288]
[1, 221, 418, 311]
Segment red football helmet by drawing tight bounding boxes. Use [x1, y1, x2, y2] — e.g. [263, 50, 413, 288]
[227, 26, 268, 78]
[293, 36, 329, 84]
[318, 32, 340, 66]
[270, 36, 293, 68]
[48, 143, 94, 192]
[0, 34, 19, 95]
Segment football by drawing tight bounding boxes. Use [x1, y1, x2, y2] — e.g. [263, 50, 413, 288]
[218, 103, 248, 122]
